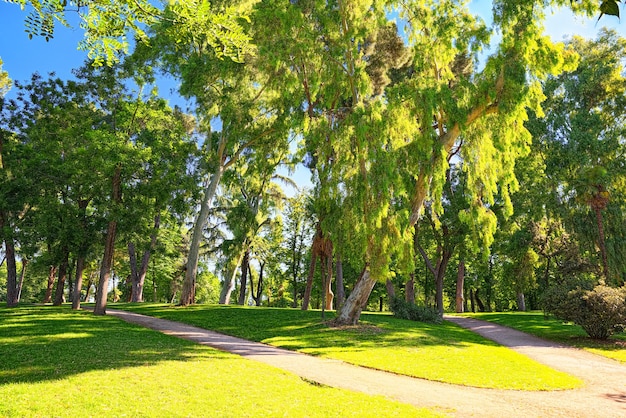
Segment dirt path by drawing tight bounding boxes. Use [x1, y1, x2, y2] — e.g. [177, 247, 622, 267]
[105, 309, 626, 417]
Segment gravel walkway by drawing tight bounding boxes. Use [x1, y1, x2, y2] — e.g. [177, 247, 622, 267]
[105, 309, 626, 417]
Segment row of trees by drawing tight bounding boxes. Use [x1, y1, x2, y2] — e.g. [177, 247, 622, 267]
[2, 0, 625, 325]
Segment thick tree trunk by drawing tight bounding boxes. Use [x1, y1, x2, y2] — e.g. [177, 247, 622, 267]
[181, 167, 224, 306]
[301, 252, 316, 311]
[456, 259, 465, 313]
[335, 256, 345, 310]
[516, 291, 526, 312]
[72, 257, 86, 310]
[44, 265, 57, 304]
[53, 248, 69, 306]
[94, 165, 122, 316]
[334, 268, 376, 325]
[405, 275, 415, 304]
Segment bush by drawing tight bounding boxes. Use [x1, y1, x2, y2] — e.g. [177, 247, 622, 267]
[542, 282, 626, 339]
[389, 297, 442, 324]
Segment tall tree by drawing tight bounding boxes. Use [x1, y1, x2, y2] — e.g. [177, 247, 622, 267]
[527, 29, 626, 285]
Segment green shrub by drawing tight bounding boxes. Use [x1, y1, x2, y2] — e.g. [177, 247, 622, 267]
[389, 297, 442, 324]
[542, 282, 626, 339]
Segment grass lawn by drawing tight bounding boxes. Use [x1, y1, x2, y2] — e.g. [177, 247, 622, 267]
[0, 306, 440, 418]
[114, 303, 582, 390]
[458, 311, 626, 363]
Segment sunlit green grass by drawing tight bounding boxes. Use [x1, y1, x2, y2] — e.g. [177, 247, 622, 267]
[0, 306, 440, 417]
[115, 303, 582, 390]
[458, 311, 626, 363]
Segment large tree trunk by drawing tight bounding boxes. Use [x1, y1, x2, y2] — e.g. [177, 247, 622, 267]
[334, 268, 376, 325]
[181, 166, 224, 306]
[456, 259, 465, 313]
[72, 257, 86, 310]
[94, 165, 122, 316]
[53, 247, 69, 306]
[2, 212, 19, 307]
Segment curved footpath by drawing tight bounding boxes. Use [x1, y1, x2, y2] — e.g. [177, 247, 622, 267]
[104, 309, 626, 417]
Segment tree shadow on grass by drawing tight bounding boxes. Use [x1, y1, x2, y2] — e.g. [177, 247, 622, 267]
[0, 306, 230, 386]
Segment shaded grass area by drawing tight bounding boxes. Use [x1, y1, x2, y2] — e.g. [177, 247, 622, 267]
[116, 303, 582, 390]
[0, 306, 440, 417]
[459, 311, 626, 363]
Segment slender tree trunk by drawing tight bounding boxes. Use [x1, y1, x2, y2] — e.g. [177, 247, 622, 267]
[220, 252, 243, 304]
[470, 289, 476, 313]
[129, 214, 160, 302]
[84, 274, 94, 303]
[254, 261, 265, 306]
[385, 279, 396, 301]
[181, 166, 224, 306]
[72, 257, 86, 310]
[405, 275, 415, 304]
[321, 254, 333, 310]
[474, 289, 485, 312]
[593, 206, 610, 283]
[44, 265, 57, 304]
[2, 213, 19, 307]
[94, 165, 122, 316]
[53, 248, 69, 306]
[456, 259, 465, 313]
[17, 259, 27, 303]
[334, 267, 376, 325]
[335, 256, 345, 311]
[238, 249, 250, 305]
[302, 252, 317, 311]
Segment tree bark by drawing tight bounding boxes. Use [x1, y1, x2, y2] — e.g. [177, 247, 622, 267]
[2, 211, 18, 307]
[44, 265, 57, 304]
[456, 259, 465, 313]
[405, 275, 415, 304]
[516, 291, 526, 312]
[321, 254, 333, 310]
[72, 257, 86, 310]
[219, 252, 242, 304]
[94, 165, 122, 316]
[181, 166, 224, 306]
[53, 247, 69, 306]
[129, 214, 161, 302]
[238, 249, 250, 305]
[385, 279, 396, 301]
[17, 259, 27, 303]
[301, 252, 317, 311]
[335, 256, 345, 311]
[334, 267, 376, 325]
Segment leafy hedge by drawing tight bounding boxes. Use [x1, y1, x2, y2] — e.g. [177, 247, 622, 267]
[542, 281, 626, 339]
[389, 297, 442, 324]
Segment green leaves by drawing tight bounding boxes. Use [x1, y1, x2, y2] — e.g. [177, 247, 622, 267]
[599, 0, 621, 18]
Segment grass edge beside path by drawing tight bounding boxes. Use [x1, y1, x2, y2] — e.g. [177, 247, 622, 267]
[0, 306, 440, 418]
[457, 311, 626, 363]
[113, 303, 583, 391]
